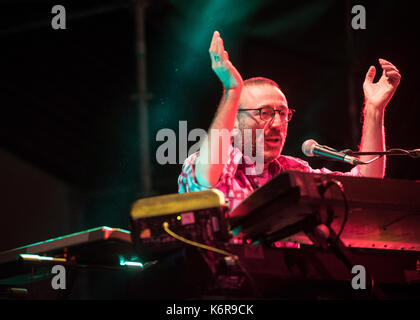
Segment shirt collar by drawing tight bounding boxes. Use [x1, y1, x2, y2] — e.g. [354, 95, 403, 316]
[234, 146, 282, 177]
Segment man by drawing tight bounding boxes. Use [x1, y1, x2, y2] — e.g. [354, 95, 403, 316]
[178, 31, 401, 212]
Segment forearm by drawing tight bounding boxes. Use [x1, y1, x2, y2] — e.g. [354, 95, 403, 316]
[196, 86, 242, 186]
[358, 104, 386, 178]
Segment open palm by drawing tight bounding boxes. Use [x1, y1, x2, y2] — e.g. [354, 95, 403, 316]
[363, 59, 401, 110]
[209, 31, 243, 90]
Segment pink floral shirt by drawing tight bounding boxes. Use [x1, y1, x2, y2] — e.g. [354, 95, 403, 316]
[178, 145, 361, 213]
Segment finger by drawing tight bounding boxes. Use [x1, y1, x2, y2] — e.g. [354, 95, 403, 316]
[379, 60, 400, 75]
[209, 49, 216, 64]
[211, 38, 222, 64]
[209, 31, 219, 53]
[380, 62, 400, 74]
[213, 38, 224, 64]
[381, 64, 399, 72]
[217, 37, 225, 57]
[223, 50, 229, 61]
[379, 58, 398, 70]
[385, 70, 401, 79]
[379, 58, 394, 65]
[365, 66, 376, 83]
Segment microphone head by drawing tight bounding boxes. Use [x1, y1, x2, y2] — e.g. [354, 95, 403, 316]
[302, 139, 318, 157]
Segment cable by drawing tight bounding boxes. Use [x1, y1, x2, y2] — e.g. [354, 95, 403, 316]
[320, 180, 382, 298]
[323, 179, 385, 298]
[360, 155, 382, 165]
[330, 180, 348, 244]
[162, 221, 235, 257]
[319, 179, 349, 245]
[233, 258, 263, 299]
[382, 213, 420, 230]
[162, 221, 263, 298]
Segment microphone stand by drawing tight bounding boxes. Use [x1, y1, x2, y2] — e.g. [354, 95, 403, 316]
[343, 149, 420, 157]
[341, 148, 420, 163]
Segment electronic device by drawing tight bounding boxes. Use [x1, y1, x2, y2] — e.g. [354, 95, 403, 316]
[0, 226, 141, 282]
[230, 170, 420, 251]
[130, 189, 230, 261]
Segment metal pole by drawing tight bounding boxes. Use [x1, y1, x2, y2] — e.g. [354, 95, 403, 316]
[345, 0, 359, 146]
[134, 1, 152, 195]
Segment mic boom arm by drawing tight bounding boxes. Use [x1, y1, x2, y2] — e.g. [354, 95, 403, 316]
[343, 148, 420, 159]
[302, 139, 420, 165]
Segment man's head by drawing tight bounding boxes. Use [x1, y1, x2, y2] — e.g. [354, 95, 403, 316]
[234, 77, 292, 165]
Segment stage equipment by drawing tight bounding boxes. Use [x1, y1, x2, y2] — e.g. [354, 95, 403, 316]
[130, 189, 230, 261]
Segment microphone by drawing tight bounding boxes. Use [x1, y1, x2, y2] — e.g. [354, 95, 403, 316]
[302, 139, 364, 165]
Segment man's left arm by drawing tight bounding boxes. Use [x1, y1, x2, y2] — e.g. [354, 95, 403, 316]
[358, 58, 401, 178]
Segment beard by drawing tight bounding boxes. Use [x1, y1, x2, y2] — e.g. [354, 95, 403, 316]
[259, 128, 286, 163]
[233, 127, 286, 163]
[262, 137, 284, 162]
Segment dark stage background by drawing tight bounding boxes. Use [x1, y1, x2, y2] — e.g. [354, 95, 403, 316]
[1, 0, 419, 251]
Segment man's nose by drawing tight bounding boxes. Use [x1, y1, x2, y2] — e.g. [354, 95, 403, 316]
[268, 112, 285, 129]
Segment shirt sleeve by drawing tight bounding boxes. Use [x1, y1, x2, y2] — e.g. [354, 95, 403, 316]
[279, 155, 362, 177]
[308, 163, 362, 177]
[178, 145, 242, 194]
[178, 152, 211, 193]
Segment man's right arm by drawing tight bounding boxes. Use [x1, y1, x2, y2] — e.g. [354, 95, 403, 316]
[195, 31, 244, 187]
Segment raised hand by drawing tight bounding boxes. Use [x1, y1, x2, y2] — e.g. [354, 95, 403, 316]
[209, 31, 243, 90]
[363, 58, 401, 111]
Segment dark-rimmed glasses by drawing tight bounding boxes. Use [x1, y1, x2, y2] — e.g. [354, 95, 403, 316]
[238, 106, 296, 122]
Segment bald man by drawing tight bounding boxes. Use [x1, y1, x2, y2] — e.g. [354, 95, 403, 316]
[178, 31, 401, 212]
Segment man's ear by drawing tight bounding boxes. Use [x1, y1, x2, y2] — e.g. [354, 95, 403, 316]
[234, 117, 239, 129]
[231, 117, 242, 151]
[231, 117, 241, 140]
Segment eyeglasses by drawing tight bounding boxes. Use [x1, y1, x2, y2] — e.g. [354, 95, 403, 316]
[238, 106, 296, 122]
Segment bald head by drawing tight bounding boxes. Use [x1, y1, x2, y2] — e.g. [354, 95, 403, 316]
[238, 77, 287, 110]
